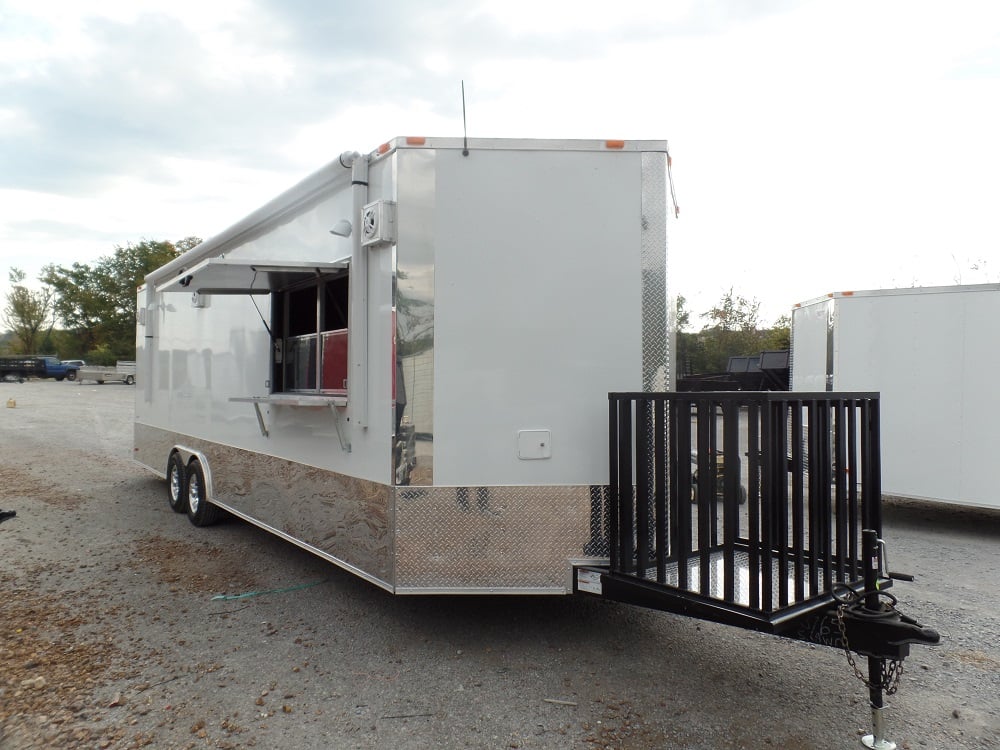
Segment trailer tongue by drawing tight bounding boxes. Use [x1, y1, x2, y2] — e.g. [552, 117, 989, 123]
[578, 391, 939, 749]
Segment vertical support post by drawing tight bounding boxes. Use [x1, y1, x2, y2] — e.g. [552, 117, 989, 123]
[696, 399, 712, 596]
[847, 401, 860, 580]
[618, 398, 635, 574]
[747, 401, 761, 609]
[348, 155, 370, 427]
[760, 398, 774, 613]
[676, 399, 692, 591]
[654, 398, 668, 584]
[790, 400, 805, 602]
[608, 396, 620, 573]
[772, 399, 789, 608]
[636, 398, 651, 577]
[722, 398, 739, 603]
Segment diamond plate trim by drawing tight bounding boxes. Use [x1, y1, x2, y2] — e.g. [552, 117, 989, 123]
[394, 485, 608, 591]
[641, 152, 670, 392]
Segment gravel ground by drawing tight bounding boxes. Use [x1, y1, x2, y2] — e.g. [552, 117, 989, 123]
[1, 380, 998, 750]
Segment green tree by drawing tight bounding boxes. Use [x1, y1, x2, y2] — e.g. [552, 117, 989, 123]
[675, 289, 790, 376]
[762, 314, 791, 351]
[43, 239, 192, 362]
[702, 287, 761, 332]
[693, 288, 765, 373]
[674, 294, 691, 332]
[2, 268, 54, 354]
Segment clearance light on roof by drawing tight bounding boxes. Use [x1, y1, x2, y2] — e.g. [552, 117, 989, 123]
[405, 136, 427, 145]
[605, 140, 626, 149]
[377, 142, 391, 154]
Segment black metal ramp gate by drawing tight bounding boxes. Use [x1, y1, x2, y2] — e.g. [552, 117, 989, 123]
[582, 391, 939, 748]
[601, 391, 881, 636]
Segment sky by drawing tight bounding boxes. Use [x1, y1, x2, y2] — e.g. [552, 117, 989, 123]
[1, 0, 999, 326]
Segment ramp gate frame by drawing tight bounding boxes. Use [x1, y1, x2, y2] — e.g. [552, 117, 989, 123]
[603, 391, 881, 635]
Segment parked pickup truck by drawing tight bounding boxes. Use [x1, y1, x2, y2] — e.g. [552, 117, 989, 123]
[0, 355, 82, 382]
[76, 361, 137, 385]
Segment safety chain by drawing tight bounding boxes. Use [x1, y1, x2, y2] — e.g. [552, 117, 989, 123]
[836, 602, 904, 695]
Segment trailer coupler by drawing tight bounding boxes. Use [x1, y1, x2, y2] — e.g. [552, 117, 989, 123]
[834, 531, 940, 750]
[835, 594, 940, 661]
[0, 509, 15, 524]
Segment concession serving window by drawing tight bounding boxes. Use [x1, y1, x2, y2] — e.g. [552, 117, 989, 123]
[156, 255, 353, 396]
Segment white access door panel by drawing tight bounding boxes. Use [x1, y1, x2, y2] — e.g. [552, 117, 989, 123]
[429, 147, 646, 486]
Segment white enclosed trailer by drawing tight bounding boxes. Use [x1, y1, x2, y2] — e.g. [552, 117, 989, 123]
[135, 137, 673, 594]
[790, 283, 1000, 510]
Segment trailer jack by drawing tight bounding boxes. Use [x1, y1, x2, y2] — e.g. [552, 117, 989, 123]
[835, 531, 940, 749]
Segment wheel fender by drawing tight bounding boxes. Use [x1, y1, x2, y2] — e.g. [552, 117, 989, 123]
[172, 445, 215, 506]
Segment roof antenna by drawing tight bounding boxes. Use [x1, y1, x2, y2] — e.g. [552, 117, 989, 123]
[461, 80, 469, 156]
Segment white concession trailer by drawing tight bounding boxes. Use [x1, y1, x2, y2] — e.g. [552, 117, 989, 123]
[135, 137, 674, 594]
[791, 284, 1000, 511]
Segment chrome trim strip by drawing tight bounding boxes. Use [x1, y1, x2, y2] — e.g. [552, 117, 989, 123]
[210, 500, 394, 593]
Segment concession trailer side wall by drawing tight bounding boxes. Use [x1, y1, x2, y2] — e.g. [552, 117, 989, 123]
[135, 137, 673, 594]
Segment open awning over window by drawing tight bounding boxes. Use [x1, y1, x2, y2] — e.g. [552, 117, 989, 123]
[155, 256, 351, 295]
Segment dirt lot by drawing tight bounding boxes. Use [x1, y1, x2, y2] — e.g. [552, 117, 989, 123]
[1, 380, 998, 749]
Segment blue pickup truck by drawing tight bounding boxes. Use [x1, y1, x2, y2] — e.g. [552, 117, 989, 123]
[0, 355, 82, 382]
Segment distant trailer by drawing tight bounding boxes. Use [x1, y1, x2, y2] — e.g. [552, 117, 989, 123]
[791, 283, 1000, 511]
[77, 361, 136, 385]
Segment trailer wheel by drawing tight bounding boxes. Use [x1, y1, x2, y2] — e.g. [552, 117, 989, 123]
[186, 459, 222, 527]
[125, 375, 135, 385]
[66, 371, 77, 382]
[167, 452, 188, 513]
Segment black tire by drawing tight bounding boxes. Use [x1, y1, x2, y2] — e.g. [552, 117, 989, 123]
[124, 375, 135, 385]
[55, 376, 64, 382]
[66, 371, 77, 382]
[186, 459, 222, 527]
[166, 452, 188, 513]
[97, 380, 105, 385]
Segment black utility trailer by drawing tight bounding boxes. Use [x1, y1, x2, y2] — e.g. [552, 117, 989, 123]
[577, 391, 939, 749]
[0, 356, 45, 382]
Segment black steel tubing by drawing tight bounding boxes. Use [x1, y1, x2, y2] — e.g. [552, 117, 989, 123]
[654, 399, 667, 583]
[747, 401, 761, 610]
[606, 392, 878, 621]
[608, 397, 620, 572]
[636, 398, 651, 578]
[722, 398, 740, 603]
[696, 400, 712, 596]
[791, 400, 805, 602]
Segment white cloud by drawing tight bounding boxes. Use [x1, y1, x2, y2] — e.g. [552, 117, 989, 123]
[2, 0, 1000, 324]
